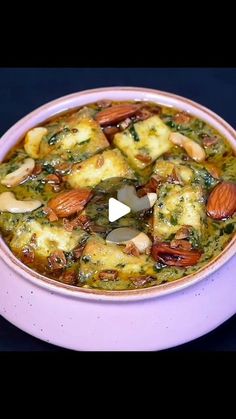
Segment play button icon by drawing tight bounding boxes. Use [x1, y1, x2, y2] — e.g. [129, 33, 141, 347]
[108, 198, 131, 222]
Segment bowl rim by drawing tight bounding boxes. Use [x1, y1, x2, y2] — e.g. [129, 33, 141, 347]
[0, 86, 235, 302]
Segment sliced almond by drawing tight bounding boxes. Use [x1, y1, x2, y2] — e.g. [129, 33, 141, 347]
[99, 270, 118, 281]
[47, 188, 93, 218]
[170, 239, 192, 250]
[44, 174, 61, 184]
[73, 246, 85, 259]
[48, 250, 67, 271]
[130, 276, 155, 287]
[206, 181, 236, 220]
[174, 226, 191, 240]
[44, 206, 59, 222]
[95, 104, 140, 126]
[135, 107, 153, 121]
[96, 100, 112, 109]
[63, 214, 91, 231]
[123, 242, 140, 257]
[167, 167, 183, 185]
[89, 224, 107, 233]
[22, 247, 35, 264]
[202, 135, 218, 147]
[174, 112, 191, 124]
[137, 176, 160, 197]
[59, 270, 77, 285]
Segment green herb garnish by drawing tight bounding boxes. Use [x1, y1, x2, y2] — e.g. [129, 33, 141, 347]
[43, 163, 55, 174]
[129, 125, 139, 141]
[223, 223, 235, 234]
[170, 215, 178, 225]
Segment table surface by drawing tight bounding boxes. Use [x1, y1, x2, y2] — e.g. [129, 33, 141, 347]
[0, 67, 235, 351]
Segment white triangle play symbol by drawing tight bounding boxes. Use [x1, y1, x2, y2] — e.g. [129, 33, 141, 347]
[108, 198, 131, 222]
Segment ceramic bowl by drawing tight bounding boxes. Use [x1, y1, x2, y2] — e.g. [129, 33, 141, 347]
[0, 87, 235, 351]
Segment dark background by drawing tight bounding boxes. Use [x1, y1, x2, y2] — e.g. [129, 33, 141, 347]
[0, 67, 235, 351]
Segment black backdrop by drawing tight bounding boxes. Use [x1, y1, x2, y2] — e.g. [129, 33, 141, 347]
[0, 67, 235, 351]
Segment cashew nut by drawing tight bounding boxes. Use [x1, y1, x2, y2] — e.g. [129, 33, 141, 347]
[106, 227, 152, 253]
[169, 132, 206, 162]
[117, 185, 157, 212]
[0, 192, 42, 213]
[1, 158, 35, 187]
[24, 127, 48, 158]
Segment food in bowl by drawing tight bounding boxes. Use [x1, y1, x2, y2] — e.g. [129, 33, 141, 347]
[0, 100, 235, 291]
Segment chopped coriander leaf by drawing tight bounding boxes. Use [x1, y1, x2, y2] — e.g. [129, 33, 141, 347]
[129, 124, 140, 141]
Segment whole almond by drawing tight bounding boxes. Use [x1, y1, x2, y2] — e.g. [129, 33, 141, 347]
[151, 242, 202, 267]
[95, 104, 140, 126]
[206, 181, 236, 220]
[48, 188, 93, 218]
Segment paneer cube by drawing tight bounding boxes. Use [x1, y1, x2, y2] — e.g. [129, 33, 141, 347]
[10, 219, 86, 258]
[113, 115, 172, 170]
[154, 159, 193, 183]
[39, 116, 109, 163]
[79, 237, 156, 280]
[153, 184, 205, 240]
[67, 148, 135, 188]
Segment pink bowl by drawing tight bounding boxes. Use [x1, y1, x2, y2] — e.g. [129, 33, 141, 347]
[0, 87, 235, 350]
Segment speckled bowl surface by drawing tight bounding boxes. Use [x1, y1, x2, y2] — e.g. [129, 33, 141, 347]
[0, 87, 235, 350]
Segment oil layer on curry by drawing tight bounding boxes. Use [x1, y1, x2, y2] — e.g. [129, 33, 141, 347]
[0, 101, 235, 290]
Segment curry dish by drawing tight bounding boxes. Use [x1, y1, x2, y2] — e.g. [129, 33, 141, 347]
[0, 100, 235, 290]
